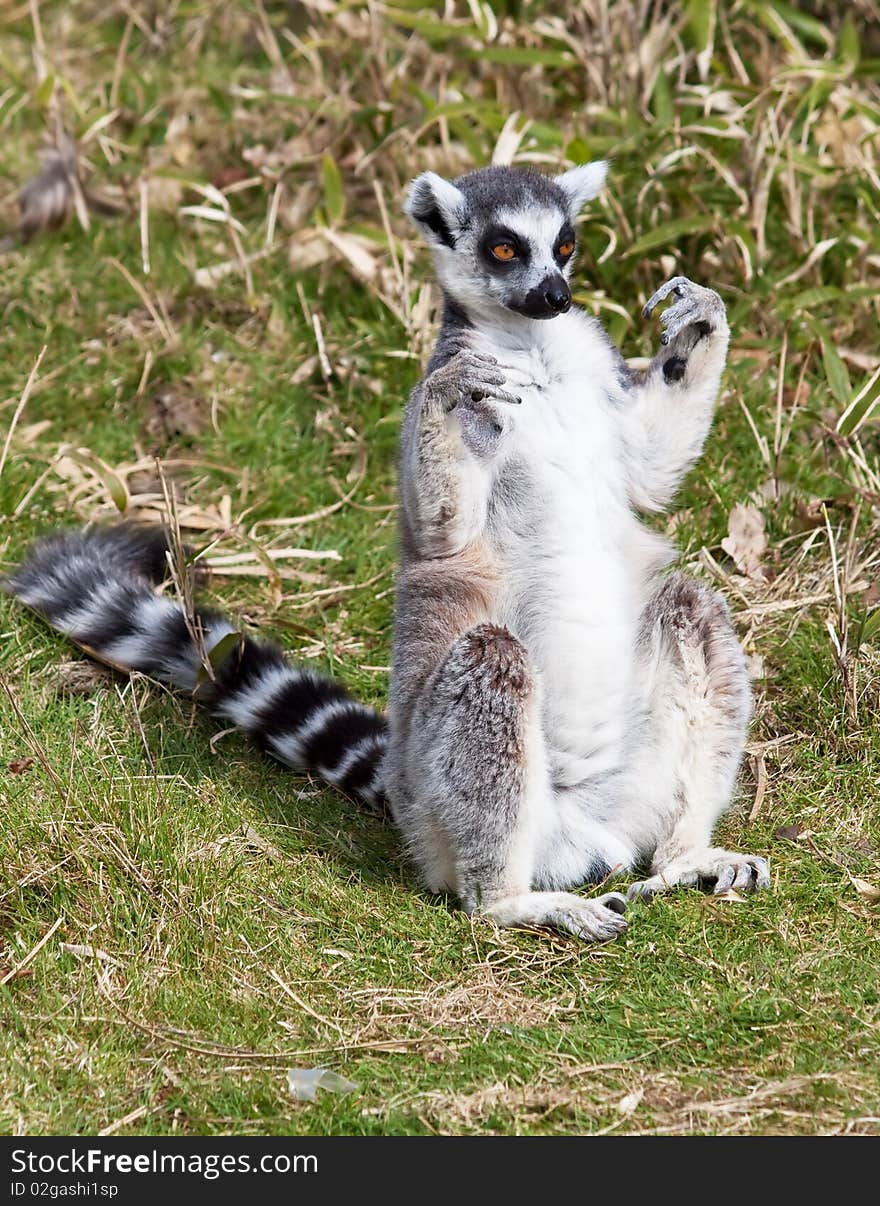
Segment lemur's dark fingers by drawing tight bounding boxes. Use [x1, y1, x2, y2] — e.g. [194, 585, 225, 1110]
[711, 855, 769, 895]
[747, 856, 771, 890]
[659, 298, 696, 326]
[470, 386, 522, 406]
[642, 275, 690, 319]
[732, 863, 756, 892]
[452, 347, 498, 369]
[659, 287, 725, 345]
[451, 352, 503, 382]
[713, 863, 736, 894]
[659, 303, 698, 346]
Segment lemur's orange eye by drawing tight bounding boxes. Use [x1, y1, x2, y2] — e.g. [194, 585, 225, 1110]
[491, 242, 517, 261]
[558, 240, 575, 258]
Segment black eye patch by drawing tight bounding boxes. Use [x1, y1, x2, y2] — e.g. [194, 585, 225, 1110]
[554, 222, 577, 264]
[481, 227, 529, 269]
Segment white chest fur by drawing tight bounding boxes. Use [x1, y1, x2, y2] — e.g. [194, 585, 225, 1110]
[468, 312, 658, 786]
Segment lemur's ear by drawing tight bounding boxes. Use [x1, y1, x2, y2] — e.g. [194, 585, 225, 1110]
[404, 172, 467, 249]
[554, 161, 608, 215]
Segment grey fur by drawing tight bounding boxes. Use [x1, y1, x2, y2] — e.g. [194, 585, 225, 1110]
[403, 164, 600, 321]
[386, 163, 769, 940]
[8, 164, 769, 946]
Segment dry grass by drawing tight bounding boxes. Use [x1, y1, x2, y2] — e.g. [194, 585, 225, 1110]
[0, 0, 878, 1136]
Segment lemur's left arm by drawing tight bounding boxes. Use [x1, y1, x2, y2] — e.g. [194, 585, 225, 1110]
[620, 276, 729, 512]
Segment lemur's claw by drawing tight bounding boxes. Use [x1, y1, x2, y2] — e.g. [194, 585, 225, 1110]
[644, 276, 726, 346]
[627, 852, 770, 902]
[425, 349, 522, 415]
[642, 275, 687, 319]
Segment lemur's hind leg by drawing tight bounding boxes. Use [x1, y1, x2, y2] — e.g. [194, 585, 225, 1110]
[406, 623, 628, 942]
[623, 575, 769, 901]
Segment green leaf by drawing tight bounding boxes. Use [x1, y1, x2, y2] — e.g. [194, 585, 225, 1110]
[857, 609, 880, 647]
[447, 116, 485, 163]
[207, 84, 232, 120]
[727, 221, 757, 281]
[34, 71, 56, 107]
[651, 67, 674, 126]
[806, 319, 851, 408]
[564, 137, 592, 165]
[686, 0, 717, 75]
[624, 215, 715, 258]
[321, 155, 345, 226]
[749, 0, 833, 51]
[67, 449, 128, 513]
[781, 284, 876, 314]
[821, 342, 851, 408]
[196, 630, 242, 686]
[382, 7, 480, 42]
[837, 365, 880, 436]
[838, 13, 860, 67]
[459, 46, 576, 66]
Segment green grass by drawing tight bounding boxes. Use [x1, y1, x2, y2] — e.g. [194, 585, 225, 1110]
[1, 1, 878, 1136]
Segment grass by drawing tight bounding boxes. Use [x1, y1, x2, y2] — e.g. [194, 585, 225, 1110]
[1, 0, 879, 1136]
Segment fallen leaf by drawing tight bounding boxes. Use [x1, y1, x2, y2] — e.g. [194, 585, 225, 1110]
[146, 387, 206, 442]
[60, 943, 120, 966]
[617, 1088, 644, 1115]
[146, 174, 184, 212]
[794, 497, 829, 531]
[6, 758, 34, 775]
[721, 503, 767, 579]
[291, 355, 319, 386]
[287, 1068, 358, 1102]
[287, 231, 333, 272]
[319, 228, 378, 281]
[756, 477, 794, 502]
[850, 878, 880, 904]
[774, 824, 808, 842]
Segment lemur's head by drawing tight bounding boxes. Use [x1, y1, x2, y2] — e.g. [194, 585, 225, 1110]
[404, 162, 607, 321]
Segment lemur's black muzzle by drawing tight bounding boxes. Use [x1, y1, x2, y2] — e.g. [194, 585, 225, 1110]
[511, 274, 572, 320]
[544, 281, 571, 313]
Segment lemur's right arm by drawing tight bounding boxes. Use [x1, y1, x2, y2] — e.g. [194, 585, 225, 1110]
[400, 348, 519, 559]
[620, 276, 729, 512]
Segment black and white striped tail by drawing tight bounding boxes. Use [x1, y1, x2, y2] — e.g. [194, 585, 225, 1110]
[5, 525, 388, 810]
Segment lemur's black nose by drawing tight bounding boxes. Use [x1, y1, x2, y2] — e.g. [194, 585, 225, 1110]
[544, 282, 571, 313]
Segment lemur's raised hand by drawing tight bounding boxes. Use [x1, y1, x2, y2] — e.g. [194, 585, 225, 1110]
[624, 275, 731, 512]
[7, 162, 769, 943]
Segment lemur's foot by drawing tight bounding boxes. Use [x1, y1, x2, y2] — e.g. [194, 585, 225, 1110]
[425, 348, 522, 412]
[483, 890, 628, 942]
[627, 849, 770, 902]
[642, 276, 726, 346]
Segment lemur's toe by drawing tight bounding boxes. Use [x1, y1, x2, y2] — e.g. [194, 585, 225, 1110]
[744, 856, 771, 891]
[626, 879, 656, 902]
[732, 863, 757, 892]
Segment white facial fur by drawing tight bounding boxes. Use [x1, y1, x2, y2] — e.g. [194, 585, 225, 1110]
[404, 162, 608, 321]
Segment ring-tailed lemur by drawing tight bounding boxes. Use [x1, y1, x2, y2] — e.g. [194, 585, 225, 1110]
[6, 162, 769, 942]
